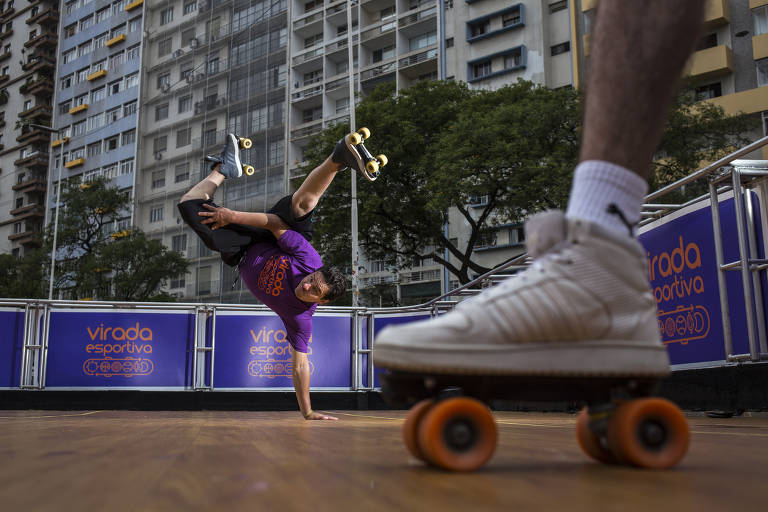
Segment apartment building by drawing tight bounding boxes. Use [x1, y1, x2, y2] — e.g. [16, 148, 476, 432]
[45, 0, 144, 284]
[0, 0, 59, 257]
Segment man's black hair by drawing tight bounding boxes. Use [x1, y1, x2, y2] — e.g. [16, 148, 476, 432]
[319, 266, 346, 303]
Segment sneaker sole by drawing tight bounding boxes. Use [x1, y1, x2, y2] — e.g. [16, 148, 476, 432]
[344, 134, 377, 180]
[374, 340, 670, 378]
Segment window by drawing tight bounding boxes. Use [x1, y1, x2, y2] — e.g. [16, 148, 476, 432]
[123, 100, 137, 117]
[59, 100, 72, 115]
[108, 79, 122, 96]
[550, 41, 570, 56]
[126, 44, 140, 60]
[172, 234, 187, 252]
[74, 93, 88, 106]
[372, 45, 395, 62]
[93, 32, 108, 49]
[305, 0, 322, 12]
[105, 135, 119, 150]
[335, 97, 349, 115]
[87, 113, 104, 131]
[64, 23, 77, 38]
[304, 33, 323, 49]
[76, 67, 89, 83]
[110, 23, 126, 38]
[160, 7, 174, 25]
[472, 60, 491, 79]
[152, 170, 166, 189]
[181, 28, 195, 47]
[502, 8, 522, 27]
[695, 82, 722, 100]
[755, 5, 768, 36]
[157, 72, 170, 90]
[153, 135, 167, 153]
[469, 20, 489, 38]
[15, 197, 23, 209]
[109, 51, 125, 69]
[446, 37, 454, 49]
[178, 95, 192, 113]
[302, 106, 322, 123]
[268, 138, 284, 166]
[87, 141, 102, 157]
[96, 7, 110, 23]
[177, 127, 191, 147]
[119, 159, 134, 175]
[155, 103, 169, 121]
[120, 73, 136, 90]
[129, 16, 142, 33]
[696, 33, 718, 51]
[106, 107, 121, 123]
[90, 86, 106, 103]
[79, 15, 94, 31]
[180, 62, 193, 81]
[175, 163, 190, 182]
[505, 48, 524, 69]
[61, 74, 73, 89]
[92, 59, 107, 73]
[150, 206, 164, 223]
[112, 0, 127, 16]
[122, 129, 135, 145]
[77, 41, 92, 58]
[62, 48, 76, 64]
[549, 0, 567, 13]
[758, 58, 768, 87]
[159, 38, 172, 57]
[184, 1, 196, 15]
[409, 31, 436, 51]
[102, 164, 118, 179]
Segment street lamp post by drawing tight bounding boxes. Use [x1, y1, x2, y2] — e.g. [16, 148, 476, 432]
[28, 123, 62, 300]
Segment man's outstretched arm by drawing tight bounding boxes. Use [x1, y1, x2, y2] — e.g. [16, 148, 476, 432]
[292, 350, 338, 421]
[198, 203, 288, 240]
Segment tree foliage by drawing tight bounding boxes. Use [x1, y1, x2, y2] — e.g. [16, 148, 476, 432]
[0, 177, 188, 301]
[303, 79, 754, 290]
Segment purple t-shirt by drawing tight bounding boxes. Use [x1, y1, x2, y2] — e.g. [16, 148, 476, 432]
[238, 230, 323, 353]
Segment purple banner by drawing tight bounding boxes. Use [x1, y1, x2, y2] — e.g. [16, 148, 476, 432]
[368, 314, 431, 388]
[45, 310, 195, 388]
[213, 313, 352, 388]
[639, 194, 763, 365]
[0, 309, 24, 388]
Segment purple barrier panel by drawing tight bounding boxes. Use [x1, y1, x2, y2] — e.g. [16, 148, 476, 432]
[213, 312, 352, 388]
[368, 314, 430, 388]
[639, 194, 760, 365]
[45, 310, 195, 388]
[0, 309, 24, 388]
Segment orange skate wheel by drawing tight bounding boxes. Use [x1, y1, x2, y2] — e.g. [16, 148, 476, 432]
[417, 397, 497, 472]
[606, 398, 689, 469]
[402, 399, 435, 462]
[575, 407, 617, 464]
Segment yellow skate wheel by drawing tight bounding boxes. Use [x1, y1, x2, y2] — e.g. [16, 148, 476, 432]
[365, 160, 379, 174]
[358, 127, 370, 140]
[239, 137, 252, 149]
[243, 165, 255, 176]
[377, 154, 388, 167]
[350, 132, 362, 145]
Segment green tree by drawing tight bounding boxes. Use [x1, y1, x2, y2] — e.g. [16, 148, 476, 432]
[49, 177, 188, 301]
[0, 248, 46, 298]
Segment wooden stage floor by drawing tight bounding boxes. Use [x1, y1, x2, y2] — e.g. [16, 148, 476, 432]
[1, 409, 766, 511]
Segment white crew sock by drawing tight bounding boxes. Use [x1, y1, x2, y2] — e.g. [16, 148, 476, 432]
[565, 160, 648, 237]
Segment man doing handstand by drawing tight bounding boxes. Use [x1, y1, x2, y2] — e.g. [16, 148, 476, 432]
[178, 132, 372, 420]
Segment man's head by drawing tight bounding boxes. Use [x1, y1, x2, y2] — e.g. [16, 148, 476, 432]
[294, 266, 346, 304]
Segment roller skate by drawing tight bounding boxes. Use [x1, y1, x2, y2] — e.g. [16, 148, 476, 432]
[205, 133, 254, 178]
[332, 127, 388, 181]
[374, 210, 689, 472]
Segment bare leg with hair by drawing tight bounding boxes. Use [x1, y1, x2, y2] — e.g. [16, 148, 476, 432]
[291, 156, 343, 218]
[180, 165, 225, 203]
[581, 0, 705, 179]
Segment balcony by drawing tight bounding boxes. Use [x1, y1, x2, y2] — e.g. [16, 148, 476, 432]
[126, 0, 143, 12]
[9, 230, 42, 246]
[703, 0, 729, 30]
[69, 103, 88, 115]
[14, 152, 50, 170]
[12, 175, 47, 193]
[360, 61, 396, 81]
[292, 46, 324, 66]
[87, 69, 107, 81]
[22, 52, 55, 73]
[106, 34, 126, 47]
[290, 120, 322, 140]
[51, 137, 70, 147]
[0, 50, 10, 62]
[24, 32, 57, 51]
[291, 84, 323, 102]
[65, 157, 85, 168]
[688, 44, 733, 80]
[10, 203, 45, 218]
[18, 104, 53, 121]
[27, 8, 59, 28]
[16, 125, 52, 144]
[19, 75, 54, 96]
[0, 73, 8, 84]
[0, 7, 15, 21]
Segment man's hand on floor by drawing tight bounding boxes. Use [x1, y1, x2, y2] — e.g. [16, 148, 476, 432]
[304, 411, 339, 421]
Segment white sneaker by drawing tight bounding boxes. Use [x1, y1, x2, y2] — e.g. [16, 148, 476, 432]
[373, 210, 669, 377]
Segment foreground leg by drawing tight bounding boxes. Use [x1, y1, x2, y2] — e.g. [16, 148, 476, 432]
[291, 156, 343, 218]
[180, 167, 224, 203]
[373, 0, 705, 376]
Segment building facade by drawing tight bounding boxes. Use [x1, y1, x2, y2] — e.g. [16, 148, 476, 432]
[0, 0, 59, 257]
